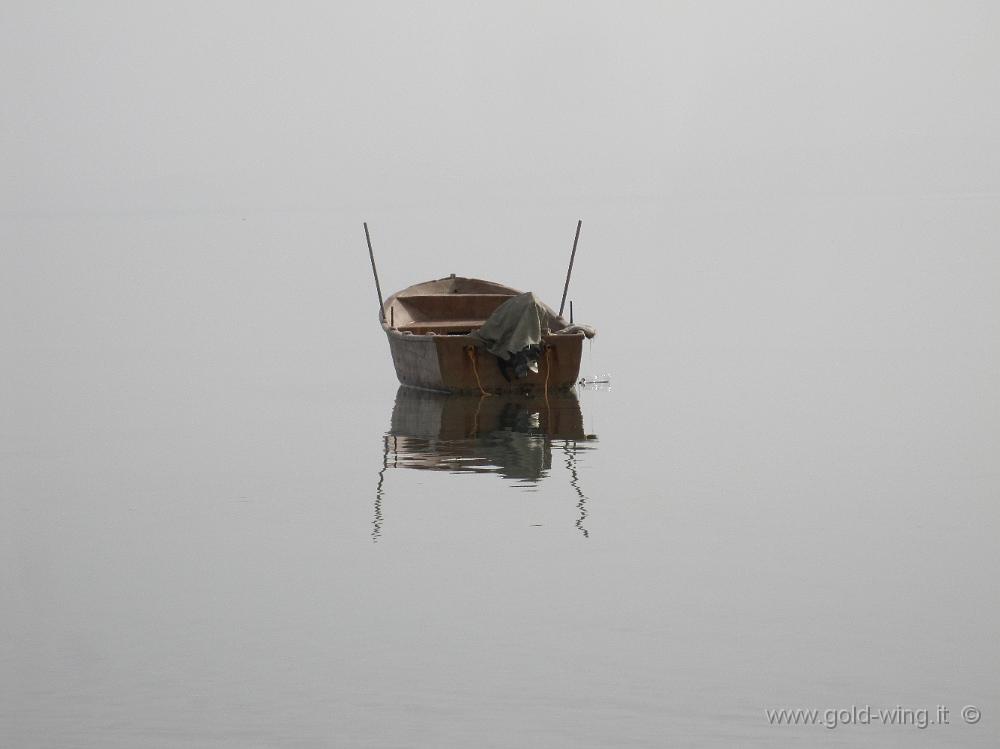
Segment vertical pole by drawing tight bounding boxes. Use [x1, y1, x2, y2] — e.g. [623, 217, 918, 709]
[570, 300, 574, 325]
[364, 222, 385, 321]
[559, 220, 582, 318]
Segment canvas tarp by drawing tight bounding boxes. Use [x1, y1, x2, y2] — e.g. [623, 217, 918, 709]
[471, 292, 564, 361]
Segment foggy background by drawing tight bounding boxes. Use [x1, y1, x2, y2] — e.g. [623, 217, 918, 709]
[3, 1, 999, 367]
[5, 1, 1000, 213]
[2, 2, 999, 747]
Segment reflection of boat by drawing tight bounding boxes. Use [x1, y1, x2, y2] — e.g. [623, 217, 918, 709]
[380, 276, 591, 394]
[373, 387, 598, 540]
[388, 386, 592, 481]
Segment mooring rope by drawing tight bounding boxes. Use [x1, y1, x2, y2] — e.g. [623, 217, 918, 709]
[467, 347, 491, 396]
[471, 393, 485, 437]
[544, 346, 552, 407]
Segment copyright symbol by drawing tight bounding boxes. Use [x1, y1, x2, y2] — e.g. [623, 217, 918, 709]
[962, 705, 981, 724]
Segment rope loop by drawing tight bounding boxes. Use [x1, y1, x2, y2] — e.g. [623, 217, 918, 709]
[466, 347, 492, 396]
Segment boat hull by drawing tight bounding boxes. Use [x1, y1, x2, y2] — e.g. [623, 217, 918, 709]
[386, 329, 584, 394]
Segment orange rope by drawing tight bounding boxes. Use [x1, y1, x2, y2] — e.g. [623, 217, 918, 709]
[471, 393, 485, 437]
[467, 347, 491, 396]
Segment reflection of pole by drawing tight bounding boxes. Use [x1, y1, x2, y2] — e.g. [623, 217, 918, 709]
[373, 433, 388, 542]
[563, 440, 589, 538]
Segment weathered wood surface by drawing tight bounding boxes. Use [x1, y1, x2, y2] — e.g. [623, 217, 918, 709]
[387, 333, 442, 391]
[387, 330, 583, 394]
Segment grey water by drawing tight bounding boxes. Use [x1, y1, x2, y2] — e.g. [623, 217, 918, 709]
[2, 199, 998, 747]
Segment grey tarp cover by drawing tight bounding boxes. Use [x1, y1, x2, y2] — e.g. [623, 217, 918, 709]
[471, 292, 564, 360]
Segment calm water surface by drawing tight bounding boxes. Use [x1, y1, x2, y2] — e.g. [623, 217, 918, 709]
[2, 202, 998, 747]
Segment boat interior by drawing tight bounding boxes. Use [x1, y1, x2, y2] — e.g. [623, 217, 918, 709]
[384, 276, 520, 335]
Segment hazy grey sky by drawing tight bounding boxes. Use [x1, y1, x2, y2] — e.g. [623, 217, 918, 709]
[3, 1, 999, 216]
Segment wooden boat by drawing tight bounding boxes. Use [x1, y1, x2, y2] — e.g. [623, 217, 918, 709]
[380, 275, 589, 394]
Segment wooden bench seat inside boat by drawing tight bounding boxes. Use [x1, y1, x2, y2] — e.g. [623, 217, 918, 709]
[397, 319, 487, 334]
[391, 293, 514, 335]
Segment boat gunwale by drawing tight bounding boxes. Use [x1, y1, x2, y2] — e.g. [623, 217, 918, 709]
[380, 275, 577, 338]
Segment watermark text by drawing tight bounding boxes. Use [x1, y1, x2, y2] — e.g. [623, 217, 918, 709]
[765, 704, 981, 729]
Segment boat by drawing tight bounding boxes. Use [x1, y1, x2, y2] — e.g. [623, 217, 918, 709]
[380, 274, 594, 394]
